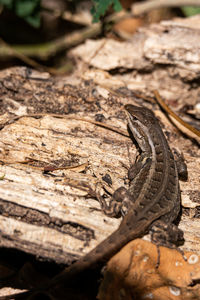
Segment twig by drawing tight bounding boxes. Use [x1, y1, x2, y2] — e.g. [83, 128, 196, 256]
[102, 85, 155, 104]
[2, 113, 128, 137]
[132, 0, 200, 15]
[154, 90, 200, 138]
[0, 23, 101, 60]
[0, 38, 59, 74]
[1, 158, 88, 173]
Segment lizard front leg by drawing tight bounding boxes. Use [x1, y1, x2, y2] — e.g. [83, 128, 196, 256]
[97, 186, 129, 217]
[97, 158, 147, 218]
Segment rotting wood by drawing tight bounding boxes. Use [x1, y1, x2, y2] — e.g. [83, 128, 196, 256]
[0, 15, 200, 269]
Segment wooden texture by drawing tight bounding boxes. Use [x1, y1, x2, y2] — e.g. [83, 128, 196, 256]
[0, 15, 200, 270]
[0, 68, 136, 265]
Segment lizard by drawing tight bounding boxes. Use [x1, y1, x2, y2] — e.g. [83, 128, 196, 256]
[1, 104, 185, 299]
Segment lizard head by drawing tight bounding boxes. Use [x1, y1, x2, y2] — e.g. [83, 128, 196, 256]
[124, 104, 158, 127]
[124, 104, 160, 152]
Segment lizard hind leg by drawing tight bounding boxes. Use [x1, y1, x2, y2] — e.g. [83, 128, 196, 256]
[149, 220, 185, 267]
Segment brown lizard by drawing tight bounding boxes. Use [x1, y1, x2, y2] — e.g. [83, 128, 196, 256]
[1, 104, 185, 299]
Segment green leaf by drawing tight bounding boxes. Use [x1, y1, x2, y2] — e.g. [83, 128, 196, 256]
[25, 13, 40, 28]
[91, 0, 122, 23]
[15, 0, 40, 17]
[113, 0, 122, 12]
[181, 6, 200, 17]
[0, 0, 13, 9]
[0, 0, 41, 28]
